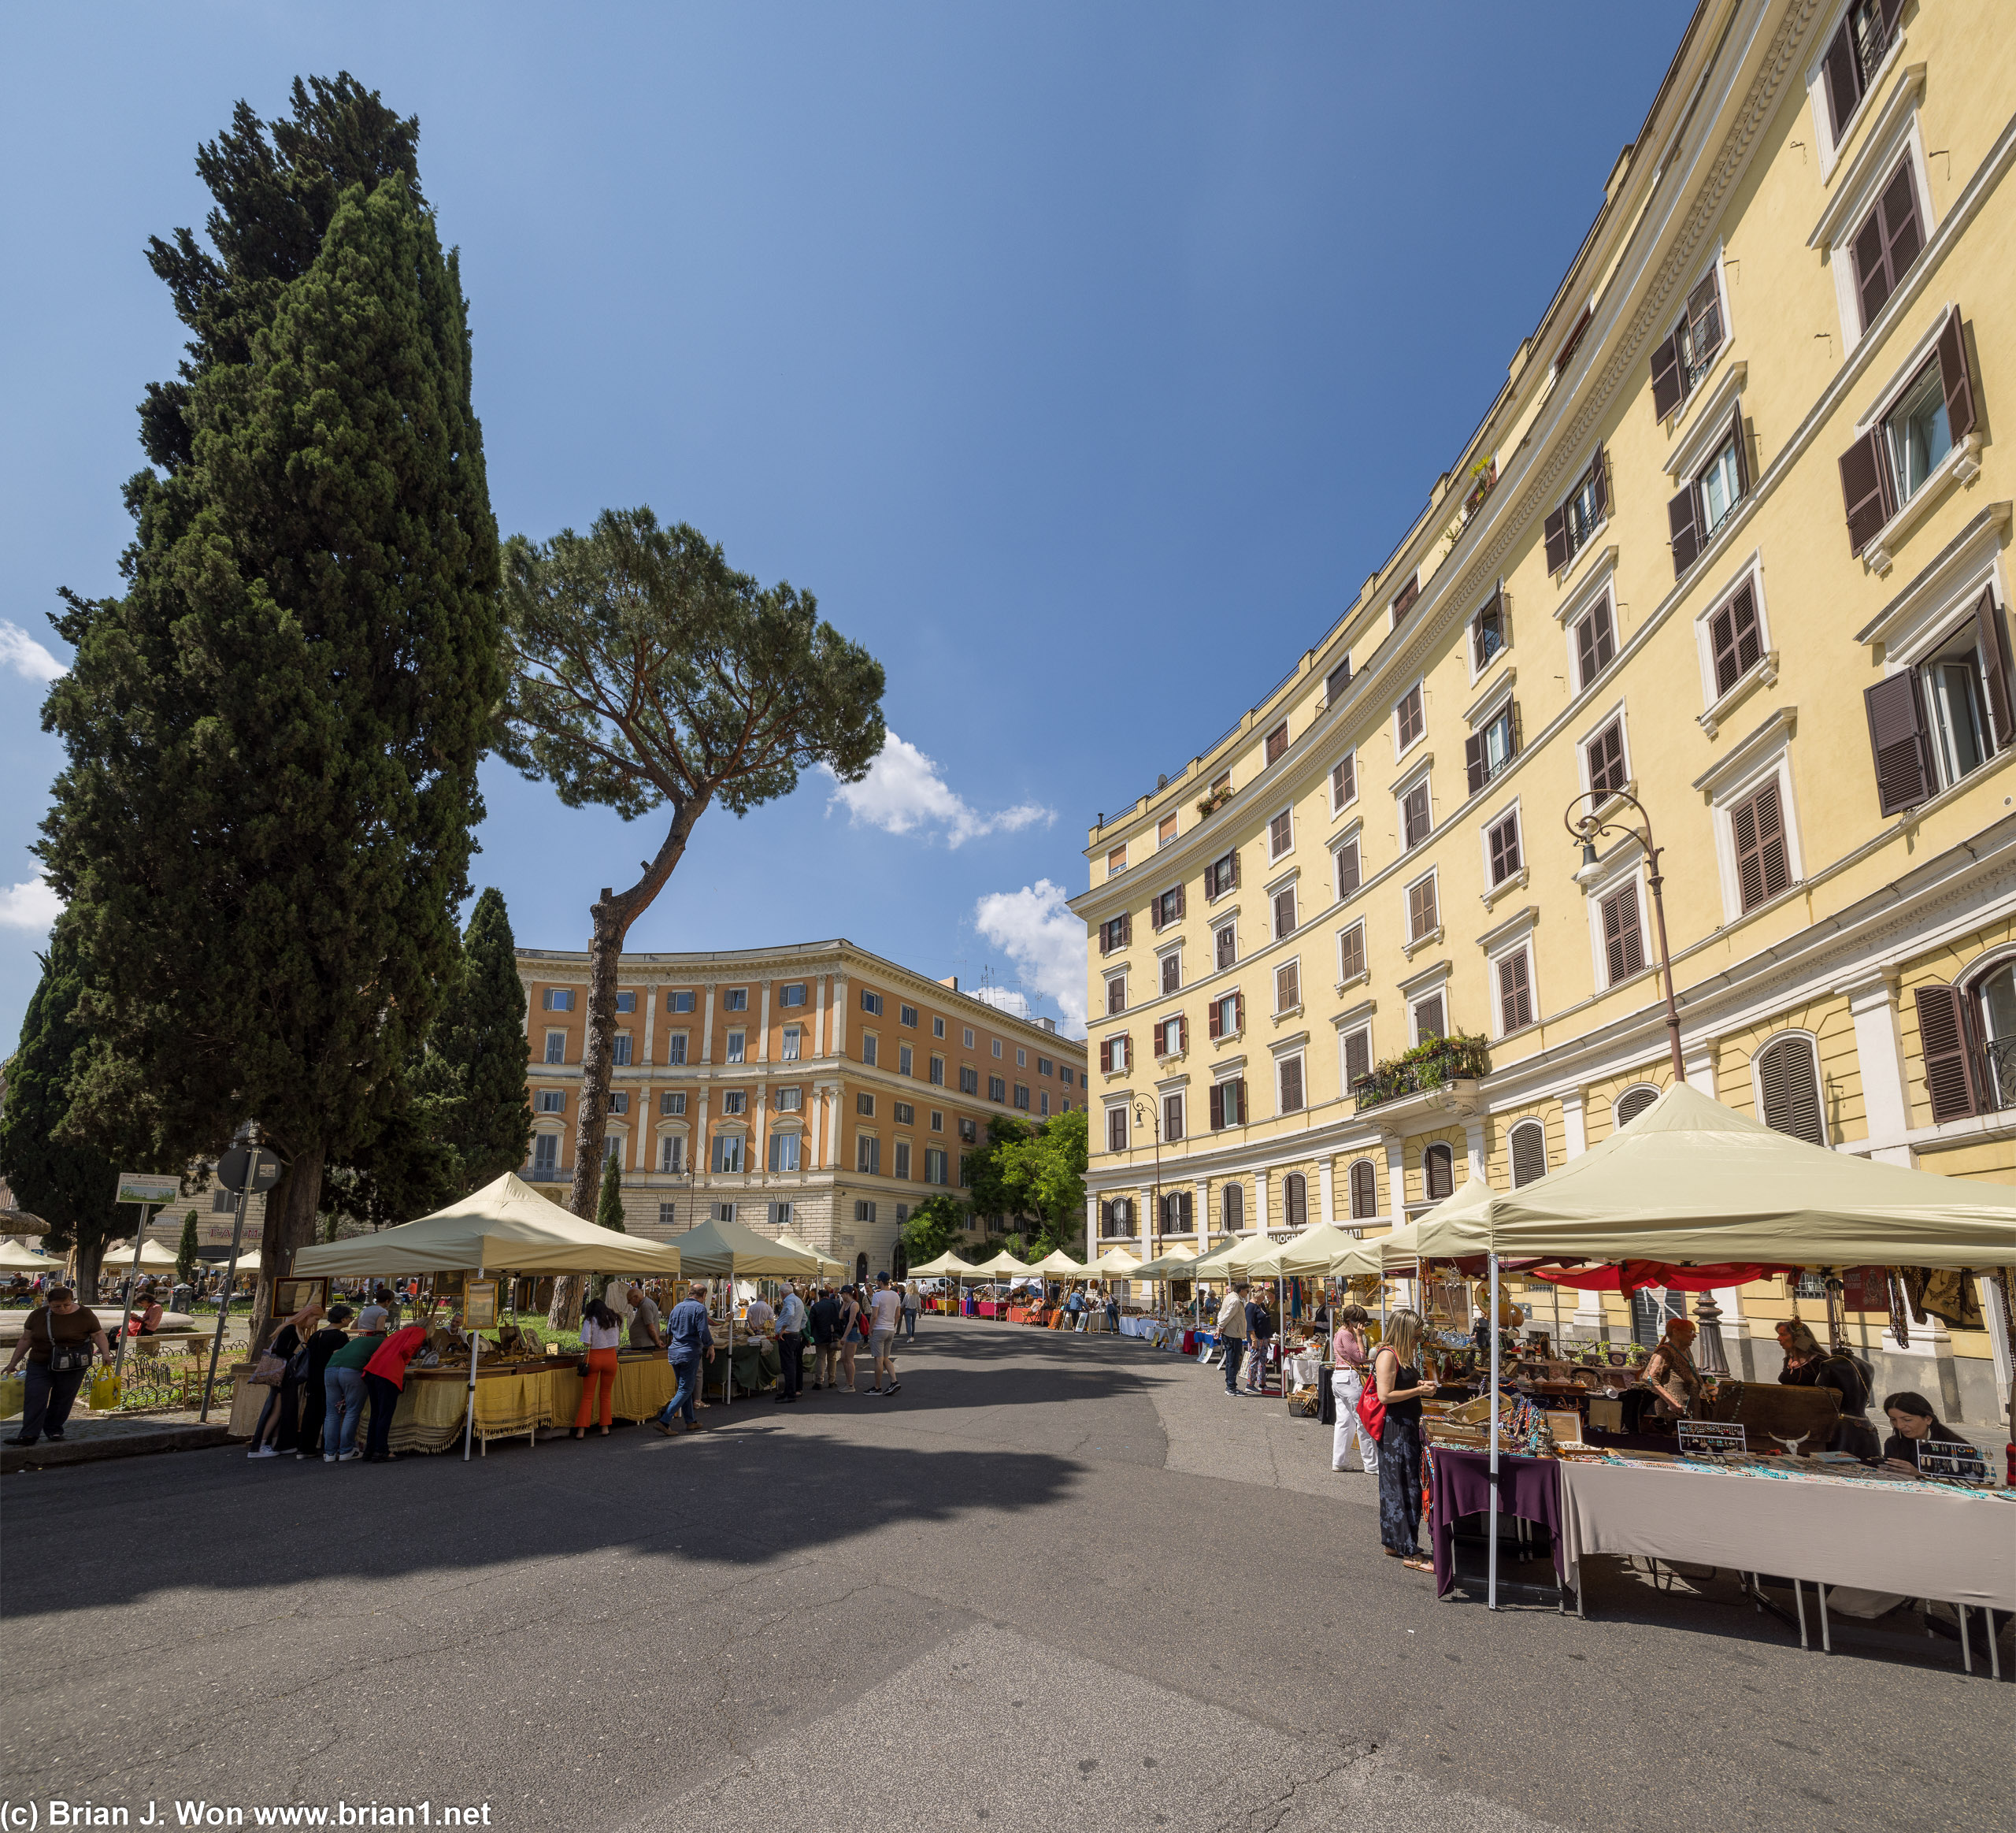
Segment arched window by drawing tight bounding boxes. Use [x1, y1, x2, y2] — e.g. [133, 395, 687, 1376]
[1349, 1159, 1378, 1219]
[1422, 1142, 1454, 1202]
[1755, 1033, 1825, 1145]
[854, 1252, 869, 1284]
[1615, 1085, 1659, 1127]
[1971, 959, 2016, 1110]
[1510, 1119, 1547, 1187]
[1283, 1172, 1307, 1230]
[1222, 1183, 1244, 1232]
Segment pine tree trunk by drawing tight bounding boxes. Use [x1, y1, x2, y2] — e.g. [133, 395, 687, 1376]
[251, 1140, 326, 1349]
[75, 1239, 107, 1304]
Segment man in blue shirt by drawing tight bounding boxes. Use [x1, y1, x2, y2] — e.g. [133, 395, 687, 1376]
[654, 1282, 716, 1434]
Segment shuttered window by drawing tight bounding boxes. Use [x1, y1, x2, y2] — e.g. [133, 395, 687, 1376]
[1710, 582, 1763, 697]
[1331, 751, 1356, 810]
[1206, 850, 1240, 898]
[1338, 921, 1366, 983]
[1265, 722, 1289, 766]
[1106, 1108, 1128, 1152]
[1575, 595, 1617, 689]
[1616, 1085, 1659, 1126]
[1497, 948, 1533, 1034]
[1221, 1182, 1243, 1229]
[1756, 1033, 1825, 1145]
[1544, 446, 1608, 573]
[1216, 926, 1236, 971]
[1163, 1097, 1185, 1147]
[1336, 836, 1362, 900]
[1407, 874, 1438, 941]
[1391, 577, 1419, 625]
[1820, 0, 1903, 144]
[1209, 1079, 1246, 1131]
[1403, 780, 1431, 849]
[1349, 1159, 1377, 1218]
[1279, 1058, 1304, 1115]
[1862, 672, 1936, 814]
[1423, 1143, 1455, 1202]
[1650, 271, 1727, 421]
[1395, 684, 1425, 750]
[1275, 960, 1299, 1012]
[1914, 983, 1984, 1123]
[1269, 811, 1293, 857]
[1730, 778, 1792, 911]
[1585, 719, 1627, 799]
[1273, 887, 1296, 939]
[1472, 590, 1506, 673]
[1851, 159, 1923, 332]
[1600, 882, 1647, 985]
[1343, 1026, 1372, 1091]
[1413, 993, 1445, 1041]
[1282, 1171, 1307, 1225]
[1510, 1120, 1547, 1188]
[1326, 659, 1351, 704]
[1106, 975, 1126, 1015]
[1488, 812, 1521, 885]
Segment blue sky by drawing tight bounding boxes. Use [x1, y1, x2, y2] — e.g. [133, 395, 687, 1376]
[0, 1, 1695, 1050]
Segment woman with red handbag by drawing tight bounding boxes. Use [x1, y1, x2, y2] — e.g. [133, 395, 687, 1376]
[1369, 1308, 1437, 1571]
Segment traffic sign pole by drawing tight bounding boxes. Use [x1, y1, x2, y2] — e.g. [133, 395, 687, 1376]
[109, 1204, 157, 1387]
[198, 1137, 279, 1424]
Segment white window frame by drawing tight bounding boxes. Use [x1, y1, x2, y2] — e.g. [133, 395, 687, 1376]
[1214, 919, 1239, 972]
[1267, 868, 1300, 941]
[781, 1024, 802, 1062]
[1406, 987, 1450, 1048]
[1275, 1048, 1307, 1117]
[1400, 865, 1441, 956]
[1394, 763, 1434, 854]
[1576, 697, 1633, 809]
[1583, 846, 1652, 993]
[1812, 80, 1935, 354]
[724, 987, 750, 1012]
[774, 1086, 803, 1112]
[1104, 971, 1126, 1015]
[543, 1030, 567, 1065]
[1104, 1100, 1131, 1153]
[1329, 749, 1358, 816]
[1555, 545, 1621, 692]
[1105, 1032, 1131, 1074]
[1694, 710, 1806, 925]
[1393, 678, 1428, 760]
[1266, 804, 1295, 863]
[1487, 936, 1538, 1041]
[1335, 918, 1369, 990]
[1479, 796, 1526, 902]
[1554, 441, 1610, 574]
[1337, 1016, 1373, 1096]
[724, 1029, 746, 1064]
[1692, 553, 1777, 735]
[1273, 953, 1303, 1018]
[1156, 938, 1183, 997]
[1466, 580, 1511, 685]
[962, 1026, 975, 1048]
[1804, 0, 1910, 174]
[1329, 820, 1364, 908]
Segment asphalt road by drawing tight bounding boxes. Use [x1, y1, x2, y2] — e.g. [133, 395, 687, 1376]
[2, 1322, 2009, 1833]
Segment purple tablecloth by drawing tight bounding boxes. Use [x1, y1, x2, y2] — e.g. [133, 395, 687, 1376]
[1428, 1445, 1566, 1599]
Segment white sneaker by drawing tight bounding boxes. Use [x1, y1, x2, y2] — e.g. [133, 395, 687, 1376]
[339, 1449, 363, 1462]
[323, 1454, 338, 1464]
[246, 1446, 280, 1460]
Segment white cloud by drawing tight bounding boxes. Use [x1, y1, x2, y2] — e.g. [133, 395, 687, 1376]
[0, 622, 67, 684]
[0, 875, 63, 934]
[974, 879, 1088, 1037]
[825, 732, 1054, 848]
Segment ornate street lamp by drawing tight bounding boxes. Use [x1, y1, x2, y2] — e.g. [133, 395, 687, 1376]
[1563, 789, 1728, 1374]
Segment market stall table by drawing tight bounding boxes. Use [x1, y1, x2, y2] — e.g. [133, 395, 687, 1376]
[1429, 1445, 1567, 1603]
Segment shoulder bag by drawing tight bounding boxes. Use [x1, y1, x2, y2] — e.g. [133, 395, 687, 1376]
[1357, 1352, 1390, 1443]
[46, 1314, 96, 1377]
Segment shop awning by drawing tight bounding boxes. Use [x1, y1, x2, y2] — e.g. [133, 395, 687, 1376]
[1128, 1245, 1200, 1279]
[1529, 1260, 1795, 1294]
[290, 1172, 682, 1277]
[1488, 1083, 2016, 1268]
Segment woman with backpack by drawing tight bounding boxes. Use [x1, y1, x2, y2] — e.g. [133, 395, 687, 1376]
[1777, 1319, 1880, 1458]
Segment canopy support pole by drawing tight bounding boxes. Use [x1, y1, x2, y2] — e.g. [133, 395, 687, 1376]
[1488, 1250, 1502, 1612]
[462, 1256, 484, 1462]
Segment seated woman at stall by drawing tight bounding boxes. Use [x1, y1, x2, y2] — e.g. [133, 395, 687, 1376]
[1776, 1320, 1881, 1458]
[1880, 1391, 1980, 1474]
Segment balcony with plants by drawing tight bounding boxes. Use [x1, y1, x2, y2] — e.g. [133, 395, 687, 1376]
[1351, 1032, 1492, 1114]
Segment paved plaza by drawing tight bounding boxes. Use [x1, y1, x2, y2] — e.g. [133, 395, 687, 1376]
[2, 1322, 2008, 1833]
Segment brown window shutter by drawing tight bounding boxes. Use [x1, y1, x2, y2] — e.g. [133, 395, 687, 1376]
[1758, 1037, 1825, 1145]
[1650, 333, 1683, 421]
[1881, 162, 1922, 291]
[1216, 927, 1234, 971]
[1229, 849, 1240, 889]
[1178, 1014, 1188, 1053]
[1937, 307, 1977, 443]
[1345, 1030, 1371, 1089]
[1729, 403, 1750, 497]
[1820, 18, 1858, 140]
[1208, 1000, 1221, 1041]
[1852, 209, 1892, 330]
[1862, 673, 1935, 814]
[1232, 1077, 1246, 1125]
[1687, 273, 1723, 369]
[1877, 0, 1904, 33]
[1668, 482, 1702, 578]
[1510, 1122, 1546, 1187]
[1209, 1082, 1225, 1130]
[1392, 577, 1419, 623]
[1544, 505, 1569, 575]
[1711, 583, 1762, 696]
[1465, 732, 1488, 796]
[1336, 840, 1360, 899]
[1120, 912, 1132, 946]
[1099, 1038, 1112, 1073]
[1122, 1033, 1132, 1072]
[1602, 885, 1645, 983]
[1098, 921, 1110, 955]
[1148, 898, 1161, 933]
[1732, 781, 1790, 911]
[1838, 429, 1892, 556]
[1326, 659, 1351, 703]
[1235, 991, 1245, 1032]
[1173, 882, 1185, 920]
[1973, 589, 2015, 748]
[1280, 1059, 1303, 1114]
[1914, 984, 1983, 1123]
[1589, 443, 1609, 521]
[1351, 1159, 1374, 1215]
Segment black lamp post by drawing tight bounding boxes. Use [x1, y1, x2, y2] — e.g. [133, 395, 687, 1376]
[1564, 788, 1686, 1081]
[1132, 1096, 1163, 1256]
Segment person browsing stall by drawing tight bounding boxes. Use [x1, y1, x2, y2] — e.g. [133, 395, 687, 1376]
[1373, 1308, 1437, 1571]
[359, 1319, 430, 1463]
[1216, 1282, 1250, 1395]
[653, 1283, 715, 1434]
[321, 1308, 385, 1463]
[625, 1284, 664, 1351]
[1329, 1304, 1380, 1476]
[1242, 1289, 1275, 1395]
[573, 1297, 624, 1438]
[775, 1282, 808, 1404]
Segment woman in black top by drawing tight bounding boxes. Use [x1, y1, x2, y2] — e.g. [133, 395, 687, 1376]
[295, 1306, 354, 1460]
[1880, 1390, 1978, 1473]
[1373, 1309, 1438, 1570]
[1777, 1320, 1880, 1457]
[247, 1301, 323, 1460]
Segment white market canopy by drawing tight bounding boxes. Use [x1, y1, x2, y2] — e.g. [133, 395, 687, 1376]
[774, 1232, 845, 1278]
[1084, 1245, 1143, 1279]
[1028, 1248, 1090, 1277]
[102, 1238, 180, 1272]
[671, 1214, 820, 1281]
[1487, 1082, 2016, 1269]
[907, 1250, 984, 1278]
[291, 1172, 681, 1277]
[1251, 1222, 1366, 1279]
[1370, 1176, 1500, 1270]
[1128, 1244, 1199, 1280]
[0, 1241, 54, 1272]
[966, 1249, 1034, 1280]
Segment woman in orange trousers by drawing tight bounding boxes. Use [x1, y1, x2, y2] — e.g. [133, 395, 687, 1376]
[574, 1298, 623, 1438]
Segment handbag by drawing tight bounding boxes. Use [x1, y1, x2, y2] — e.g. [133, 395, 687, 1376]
[1355, 1381, 1387, 1444]
[249, 1350, 287, 1387]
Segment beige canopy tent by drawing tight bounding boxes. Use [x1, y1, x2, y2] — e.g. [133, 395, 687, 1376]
[292, 1174, 681, 1278]
[1084, 1245, 1143, 1279]
[774, 1232, 845, 1278]
[671, 1215, 821, 1280]
[291, 1171, 682, 1459]
[908, 1250, 982, 1278]
[1373, 1177, 1499, 1268]
[1028, 1248, 1090, 1278]
[967, 1249, 1033, 1282]
[1252, 1222, 1365, 1278]
[102, 1237, 180, 1273]
[0, 1241, 54, 1273]
[1487, 1083, 2016, 1267]
[1128, 1244, 1199, 1280]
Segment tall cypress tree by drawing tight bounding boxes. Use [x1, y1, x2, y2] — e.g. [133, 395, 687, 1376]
[428, 888, 533, 1191]
[0, 933, 126, 1294]
[38, 79, 500, 1336]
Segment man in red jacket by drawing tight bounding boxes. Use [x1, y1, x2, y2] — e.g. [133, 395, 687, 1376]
[361, 1323, 430, 1462]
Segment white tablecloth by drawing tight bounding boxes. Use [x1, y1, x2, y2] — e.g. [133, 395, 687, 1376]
[1555, 1459, 2014, 1610]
